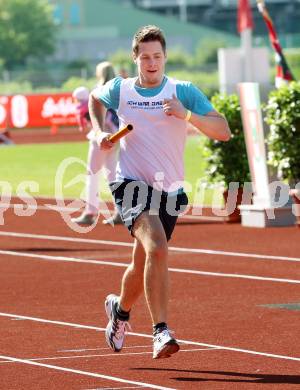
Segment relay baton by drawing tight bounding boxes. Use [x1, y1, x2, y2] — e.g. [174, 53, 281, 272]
[108, 124, 133, 143]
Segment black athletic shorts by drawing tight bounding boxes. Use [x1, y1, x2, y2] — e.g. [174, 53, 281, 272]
[109, 179, 188, 241]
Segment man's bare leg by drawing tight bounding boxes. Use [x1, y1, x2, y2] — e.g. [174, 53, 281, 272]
[132, 211, 169, 325]
[119, 239, 145, 312]
[103, 242, 145, 352]
[132, 211, 178, 359]
[105, 210, 178, 358]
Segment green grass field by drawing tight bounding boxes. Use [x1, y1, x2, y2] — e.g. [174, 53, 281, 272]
[0, 136, 222, 205]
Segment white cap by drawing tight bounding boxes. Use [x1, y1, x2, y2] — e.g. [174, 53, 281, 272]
[72, 86, 89, 101]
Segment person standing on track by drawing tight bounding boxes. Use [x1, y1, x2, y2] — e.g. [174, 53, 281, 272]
[72, 61, 122, 226]
[89, 25, 231, 359]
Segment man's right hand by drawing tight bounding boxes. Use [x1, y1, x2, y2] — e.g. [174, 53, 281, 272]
[96, 131, 114, 150]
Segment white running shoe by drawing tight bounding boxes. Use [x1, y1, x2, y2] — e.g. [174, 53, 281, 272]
[105, 294, 130, 352]
[153, 327, 180, 359]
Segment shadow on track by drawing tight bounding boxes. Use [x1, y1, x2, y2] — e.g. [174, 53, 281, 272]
[131, 368, 300, 384]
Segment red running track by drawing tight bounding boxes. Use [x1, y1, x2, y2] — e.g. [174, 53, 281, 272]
[0, 199, 299, 389]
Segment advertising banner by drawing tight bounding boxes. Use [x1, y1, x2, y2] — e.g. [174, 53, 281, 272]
[0, 96, 9, 129]
[238, 82, 295, 227]
[239, 82, 271, 206]
[0, 93, 78, 129]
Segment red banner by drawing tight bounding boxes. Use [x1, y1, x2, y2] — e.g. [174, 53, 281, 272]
[0, 96, 9, 129]
[237, 0, 254, 33]
[0, 93, 78, 129]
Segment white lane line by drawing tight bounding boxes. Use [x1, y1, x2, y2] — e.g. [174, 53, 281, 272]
[0, 312, 299, 362]
[0, 231, 134, 247]
[3, 204, 82, 212]
[58, 346, 151, 352]
[170, 267, 300, 284]
[4, 202, 222, 221]
[0, 249, 299, 284]
[0, 347, 215, 364]
[0, 354, 174, 390]
[0, 312, 104, 331]
[0, 249, 129, 268]
[0, 230, 299, 263]
[83, 387, 141, 390]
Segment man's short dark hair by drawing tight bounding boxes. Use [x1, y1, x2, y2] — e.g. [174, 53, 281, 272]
[132, 25, 166, 55]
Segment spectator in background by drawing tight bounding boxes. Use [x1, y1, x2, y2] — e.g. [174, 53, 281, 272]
[71, 61, 122, 225]
[72, 86, 91, 133]
[118, 67, 129, 79]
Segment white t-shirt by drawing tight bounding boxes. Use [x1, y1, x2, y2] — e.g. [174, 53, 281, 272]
[94, 76, 213, 192]
[115, 77, 186, 191]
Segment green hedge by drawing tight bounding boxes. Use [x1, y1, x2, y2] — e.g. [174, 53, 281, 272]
[264, 81, 300, 184]
[204, 93, 251, 187]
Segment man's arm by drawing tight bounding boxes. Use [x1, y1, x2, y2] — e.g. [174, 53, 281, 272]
[89, 91, 113, 150]
[188, 110, 231, 142]
[163, 93, 231, 142]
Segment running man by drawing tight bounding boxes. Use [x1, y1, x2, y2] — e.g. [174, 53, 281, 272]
[89, 25, 231, 359]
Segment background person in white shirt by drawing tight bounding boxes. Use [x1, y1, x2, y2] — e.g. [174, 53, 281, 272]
[72, 62, 122, 226]
[89, 25, 231, 359]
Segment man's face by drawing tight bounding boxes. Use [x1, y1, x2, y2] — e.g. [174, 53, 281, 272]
[133, 40, 166, 88]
